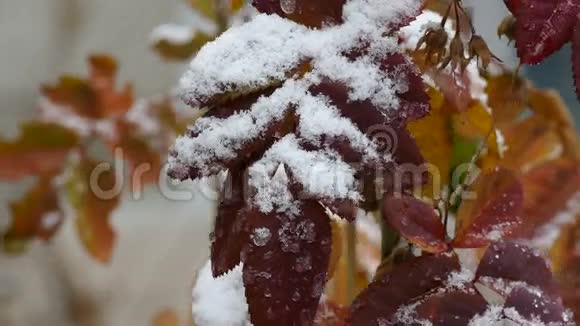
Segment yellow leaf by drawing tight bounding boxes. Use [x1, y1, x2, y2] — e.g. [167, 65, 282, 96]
[407, 87, 452, 194]
[153, 31, 214, 61]
[230, 0, 245, 12]
[188, 0, 217, 19]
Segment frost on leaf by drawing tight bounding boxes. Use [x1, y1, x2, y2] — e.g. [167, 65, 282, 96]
[2, 177, 63, 253]
[252, 0, 346, 28]
[412, 287, 488, 326]
[453, 168, 524, 248]
[504, 286, 570, 324]
[242, 200, 331, 326]
[475, 242, 558, 297]
[382, 194, 448, 253]
[211, 171, 249, 277]
[350, 253, 460, 325]
[507, 0, 580, 65]
[0, 122, 79, 181]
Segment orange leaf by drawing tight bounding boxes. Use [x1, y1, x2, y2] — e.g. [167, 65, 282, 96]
[0, 122, 79, 180]
[519, 159, 580, 236]
[152, 308, 180, 326]
[500, 115, 563, 172]
[113, 120, 162, 186]
[42, 54, 133, 119]
[486, 73, 527, 128]
[2, 177, 63, 253]
[66, 157, 120, 263]
[453, 168, 524, 248]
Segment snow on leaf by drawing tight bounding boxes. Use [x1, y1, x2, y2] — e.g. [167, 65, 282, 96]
[382, 194, 448, 253]
[475, 242, 558, 296]
[252, 0, 346, 28]
[504, 285, 571, 324]
[2, 177, 63, 254]
[211, 171, 249, 277]
[65, 157, 120, 264]
[350, 253, 460, 325]
[509, 0, 580, 65]
[192, 262, 250, 326]
[0, 122, 79, 181]
[453, 168, 524, 248]
[242, 201, 332, 326]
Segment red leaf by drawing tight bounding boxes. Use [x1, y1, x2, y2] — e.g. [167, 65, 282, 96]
[251, 0, 346, 28]
[350, 253, 460, 325]
[415, 287, 488, 326]
[242, 201, 332, 326]
[382, 194, 448, 253]
[476, 242, 558, 296]
[510, 0, 580, 64]
[453, 168, 524, 248]
[573, 20, 580, 98]
[504, 286, 570, 324]
[211, 170, 249, 276]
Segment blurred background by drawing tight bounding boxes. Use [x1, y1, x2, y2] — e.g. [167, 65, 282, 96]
[0, 0, 577, 325]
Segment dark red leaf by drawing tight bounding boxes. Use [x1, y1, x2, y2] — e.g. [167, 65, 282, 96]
[510, 0, 580, 64]
[242, 200, 332, 326]
[505, 286, 570, 324]
[572, 20, 580, 99]
[211, 170, 249, 277]
[415, 287, 488, 326]
[476, 242, 558, 296]
[503, 0, 523, 15]
[251, 0, 346, 28]
[350, 253, 460, 325]
[453, 168, 524, 248]
[382, 194, 448, 253]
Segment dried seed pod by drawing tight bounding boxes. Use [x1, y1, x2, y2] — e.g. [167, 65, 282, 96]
[469, 35, 493, 69]
[441, 34, 466, 70]
[417, 27, 449, 65]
